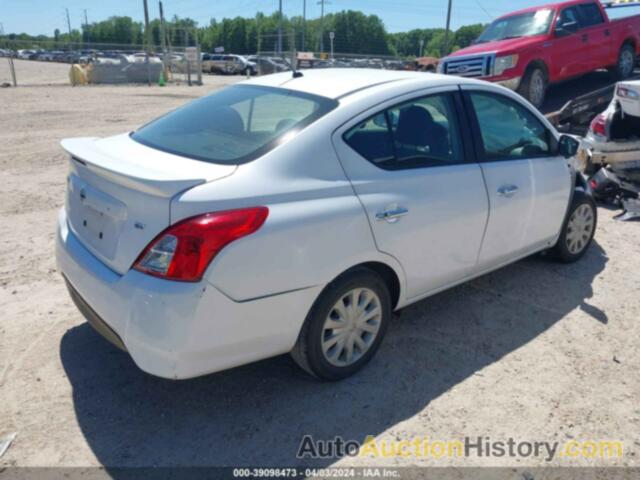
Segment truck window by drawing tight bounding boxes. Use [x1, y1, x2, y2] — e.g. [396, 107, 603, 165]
[578, 3, 605, 27]
[558, 7, 582, 29]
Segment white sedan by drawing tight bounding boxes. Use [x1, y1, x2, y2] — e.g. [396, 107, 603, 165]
[56, 69, 597, 380]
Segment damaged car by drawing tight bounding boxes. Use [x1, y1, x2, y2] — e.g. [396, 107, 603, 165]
[579, 80, 640, 181]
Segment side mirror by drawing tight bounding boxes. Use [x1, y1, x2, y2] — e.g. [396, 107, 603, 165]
[558, 134, 580, 158]
[555, 21, 579, 37]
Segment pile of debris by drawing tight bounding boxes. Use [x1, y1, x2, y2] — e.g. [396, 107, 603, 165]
[69, 55, 164, 85]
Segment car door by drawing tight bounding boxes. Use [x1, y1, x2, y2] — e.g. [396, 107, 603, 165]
[576, 2, 612, 70]
[332, 88, 489, 300]
[461, 86, 572, 268]
[551, 5, 588, 78]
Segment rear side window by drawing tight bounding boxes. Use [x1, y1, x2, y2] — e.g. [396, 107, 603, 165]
[132, 85, 337, 165]
[344, 92, 464, 170]
[469, 92, 551, 161]
[578, 3, 605, 27]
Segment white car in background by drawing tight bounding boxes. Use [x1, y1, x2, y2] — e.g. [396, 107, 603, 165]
[56, 69, 596, 381]
[579, 80, 640, 179]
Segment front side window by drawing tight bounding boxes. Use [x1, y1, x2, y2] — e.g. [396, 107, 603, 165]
[558, 7, 581, 29]
[132, 85, 337, 165]
[344, 93, 464, 170]
[469, 92, 551, 161]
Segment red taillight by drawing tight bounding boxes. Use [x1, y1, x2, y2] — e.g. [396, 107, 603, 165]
[133, 207, 268, 282]
[590, 114, 607, 137]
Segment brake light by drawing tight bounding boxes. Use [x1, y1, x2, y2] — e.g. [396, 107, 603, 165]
[590, 114, 607, 137]
[133, 207, 268, 282]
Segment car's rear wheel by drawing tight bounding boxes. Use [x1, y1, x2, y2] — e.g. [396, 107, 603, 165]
[518, 66, 547, 109]
[614, 44, 636, 80]
[550, 191, 597, 263]
[291, 268, 391, 381]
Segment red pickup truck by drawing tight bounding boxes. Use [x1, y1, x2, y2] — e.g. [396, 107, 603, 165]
[438, 0, 640, 108]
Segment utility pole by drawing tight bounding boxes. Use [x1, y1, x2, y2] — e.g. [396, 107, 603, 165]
[302, 0, 306, 51]
[159, 1, 168, 73]
[143, 0, 152, 86]
[83, 9, 90, 44]
[65, 8, 72, 36]
[317, 0, 330, 53]
[277, 0, 283, 55]
[418, 38, 424, 57]
[65, 7, 73, 57]
[442, 0, 453, 57]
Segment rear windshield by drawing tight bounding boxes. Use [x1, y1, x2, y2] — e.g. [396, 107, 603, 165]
[131, 85, 337, 165]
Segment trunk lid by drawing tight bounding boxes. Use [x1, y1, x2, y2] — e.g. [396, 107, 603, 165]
[61, 134, 236, 274]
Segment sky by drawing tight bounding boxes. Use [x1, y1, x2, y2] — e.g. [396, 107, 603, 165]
[1, 0, 560, 36]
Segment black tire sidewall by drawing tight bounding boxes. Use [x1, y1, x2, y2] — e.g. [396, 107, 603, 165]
[303, 269, 392, 381]
[617, 45, 635, 79]
[554, 191, 597, 262]
[525, 67, 546, 108]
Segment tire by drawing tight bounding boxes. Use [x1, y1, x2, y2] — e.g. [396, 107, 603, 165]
[614, 44, 636, 80]
[517, 66, 547, 109]
[550, 190, 597, 263]
[291, 267, 392, 381]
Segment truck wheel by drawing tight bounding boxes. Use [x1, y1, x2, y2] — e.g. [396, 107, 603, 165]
[615, 44, 636, 80]
[550, 191, 597, 263]
[291, 268, 392, 381]
[518, 66, 547, 109]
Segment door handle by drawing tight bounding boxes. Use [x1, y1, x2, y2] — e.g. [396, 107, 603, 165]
[497, 185, 519, 197]
[582, 33, 588, 43]
[605, 29, 611, 37]
[376, 207, 409, 223]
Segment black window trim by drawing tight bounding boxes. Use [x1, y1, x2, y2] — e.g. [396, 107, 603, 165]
[342, 90, 474, 172]
[462, 89, 555, 163]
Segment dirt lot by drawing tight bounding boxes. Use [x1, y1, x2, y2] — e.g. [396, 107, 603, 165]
[0, 59, 639, 473]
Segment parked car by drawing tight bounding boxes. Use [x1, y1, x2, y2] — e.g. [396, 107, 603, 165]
[202, 53, 256, 75]
[56, 69, 595, 381]
[17, 49, 37, 60]
[438, 0, 640, 108]
[246, 55, 290, 75]
[578, 79, 640, 178]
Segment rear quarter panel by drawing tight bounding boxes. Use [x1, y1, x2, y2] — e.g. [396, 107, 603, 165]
[170, 116, 406, 303]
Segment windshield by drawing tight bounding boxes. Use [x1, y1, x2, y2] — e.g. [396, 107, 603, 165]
[132, 85, 337, 165]
[476, 9, 554, 43]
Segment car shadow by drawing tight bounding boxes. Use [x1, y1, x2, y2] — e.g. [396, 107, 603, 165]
[59, 242, 608, 468]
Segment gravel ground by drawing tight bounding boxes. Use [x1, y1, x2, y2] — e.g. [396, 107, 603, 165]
[0, 60, 639, 473]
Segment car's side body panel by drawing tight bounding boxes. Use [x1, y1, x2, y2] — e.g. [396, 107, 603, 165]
[331, 85, 490, 300]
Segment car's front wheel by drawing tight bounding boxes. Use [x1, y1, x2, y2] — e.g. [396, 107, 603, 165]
[291, 268, 392, 381]
[518, 66, 547, 109]
[551, 190, 597, 263]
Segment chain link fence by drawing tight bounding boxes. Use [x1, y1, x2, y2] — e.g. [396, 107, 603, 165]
[0, 30, 434, 87]
[0, 38, 203, 87]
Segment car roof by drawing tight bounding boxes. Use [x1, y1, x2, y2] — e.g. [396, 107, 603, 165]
[242, 68, 479, 100]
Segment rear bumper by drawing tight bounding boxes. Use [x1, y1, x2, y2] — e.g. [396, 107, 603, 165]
[56, 208, 322, 379]
[579, 138, 640, 167]
[64, 277, 127, 351]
